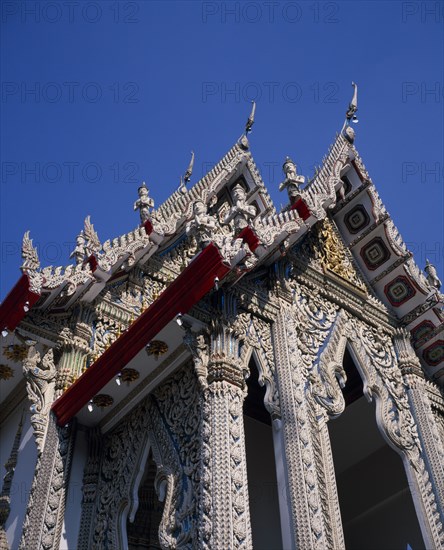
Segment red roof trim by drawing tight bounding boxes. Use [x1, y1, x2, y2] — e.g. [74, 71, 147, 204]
[51, 243, 230, 426]
[238, 226, 261, 252]
[291, 198, 311, 221]
[0, 273, 41, 332]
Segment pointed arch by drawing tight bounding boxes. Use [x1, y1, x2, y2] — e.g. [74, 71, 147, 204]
[312, 315, 444, 549]
[242, 316, 280, 420]
[88, 362, 202, 550]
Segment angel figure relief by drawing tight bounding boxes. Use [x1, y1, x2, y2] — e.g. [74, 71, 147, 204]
[23, 346, 57, 452]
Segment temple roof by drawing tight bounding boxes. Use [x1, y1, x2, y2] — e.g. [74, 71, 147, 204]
[1, 102, 443, 425]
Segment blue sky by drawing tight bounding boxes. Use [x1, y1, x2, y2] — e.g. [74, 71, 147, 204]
[1, 0, 443, 299]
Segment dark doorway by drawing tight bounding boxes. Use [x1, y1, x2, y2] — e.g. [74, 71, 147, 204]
[126, 450, 164, 550]
[244, 359, 283, 550]
[328, 348, 425, 550]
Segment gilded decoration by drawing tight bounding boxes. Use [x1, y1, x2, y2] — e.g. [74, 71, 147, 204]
[317, 218, 367, 292]
[0, 364, 13, 380]
[146, 340, 168, 359]
[92, 394, 114, 408]
[3, 344, 28, 362]
[120, 368, 140, 383]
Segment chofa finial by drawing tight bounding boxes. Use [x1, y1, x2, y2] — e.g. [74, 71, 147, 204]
[342, 82, 358, 143]
[184, 151, 195, 183]
[245, 101, 256, 134]
[346, 82, 358, 122]
[21, 231, 40, 272]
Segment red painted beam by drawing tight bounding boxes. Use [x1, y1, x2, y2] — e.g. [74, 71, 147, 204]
[291, 198, 311, 221]
[238, 226, 261, 252]
[143, 219, 153, 235]
[52, 243, 231, 426]
[0, 274, 41, 332]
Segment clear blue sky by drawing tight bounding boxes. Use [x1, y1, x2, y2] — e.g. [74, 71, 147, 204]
[1, 0, 443, 299]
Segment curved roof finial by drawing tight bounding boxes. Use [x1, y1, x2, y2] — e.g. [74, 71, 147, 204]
[245, 100, 256, 134]
[184, 151, 195, 184]
[342, 82, 358, 142]
[346, 82, 358, 121]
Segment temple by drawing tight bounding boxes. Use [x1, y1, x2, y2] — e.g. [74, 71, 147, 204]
[0, 86, 443, 550]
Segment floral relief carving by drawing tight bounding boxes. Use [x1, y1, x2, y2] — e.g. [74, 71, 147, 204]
[90, 362, 201, 550]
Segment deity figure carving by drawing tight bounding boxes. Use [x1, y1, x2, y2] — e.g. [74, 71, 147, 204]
[186, 200, 217, 249]
[279, 157, 305, 205]
[134, 182, 154, 224]
[70, 232, 86, 265]
[223, 183, 256, 234]
[22, 346, 57, 452]
[425, 260, 442, 291]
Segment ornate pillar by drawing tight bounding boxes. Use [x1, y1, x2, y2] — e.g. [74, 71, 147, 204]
[0, 411, 25, 550]
[272, 310, 327, 550]
[19, 306, 92, 550]
[77, 427, 102, 550]
[192, 305, 253, 549]
[394, 329, 444, 546]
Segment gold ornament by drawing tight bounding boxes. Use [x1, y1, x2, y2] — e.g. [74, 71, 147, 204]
[3, 344, 28, 362]
[120, 368, 140, 383]
[0, 364, 14, 380]
[146, 340, 168, 359]
[92, 394, 114, 408]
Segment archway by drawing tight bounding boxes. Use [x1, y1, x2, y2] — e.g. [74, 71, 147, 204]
[126, 449, 164, 550]
[243, 357, 283, 550]
[328, 347, 425, 549]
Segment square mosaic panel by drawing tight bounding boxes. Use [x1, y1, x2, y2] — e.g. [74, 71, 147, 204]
[423, 340, 444, 367]
[384, 275, 416, 306]
[360, 237, 391, 271]
[411, 320, 435, 347]
[344, 205, 370, 234]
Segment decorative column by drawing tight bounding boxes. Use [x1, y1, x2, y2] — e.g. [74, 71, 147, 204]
[19, 306, 92, 550]
[0, 411, 25, 550]
[270, 283, 340, 550]
[191, 299, 253, 549]
[77, 427, 102, 550]
[272, 310, 324, 550]
[394, 329, 444, 546]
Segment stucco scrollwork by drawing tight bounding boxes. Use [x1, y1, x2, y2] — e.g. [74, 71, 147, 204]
[89, 362, 201, 550]
[349, 324, 422, 467]
[22, 346, 57, 453]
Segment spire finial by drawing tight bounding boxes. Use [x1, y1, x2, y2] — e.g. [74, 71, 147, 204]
[346, 82, 358, 121]
[342, 82, 358, 143]
[184, 151, 194, 183]
[245, 100, 256, 134]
